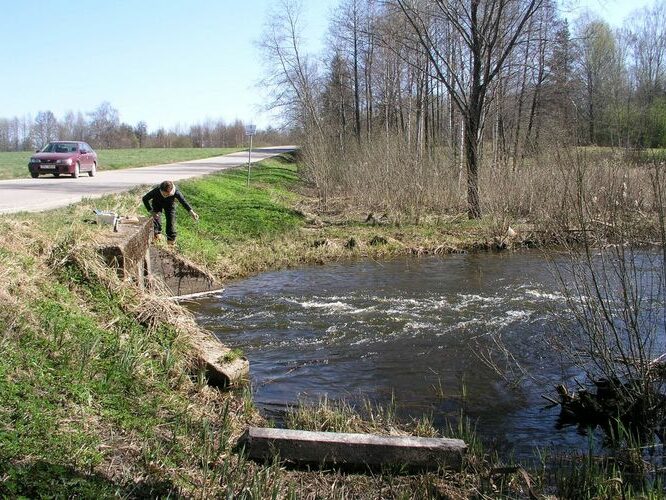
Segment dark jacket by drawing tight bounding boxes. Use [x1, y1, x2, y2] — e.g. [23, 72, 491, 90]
[142, 186, 193, 213]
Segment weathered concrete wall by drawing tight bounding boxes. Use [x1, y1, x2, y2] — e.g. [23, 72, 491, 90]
[97, 218, 248, 387]
[98, 217, 152, 289]
[149, 247, 221, 297]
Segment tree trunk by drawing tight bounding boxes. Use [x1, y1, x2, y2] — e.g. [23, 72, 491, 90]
[465, 86, 483, 219]
[466, 2, 483, 220]
[353, 1, 362, 144]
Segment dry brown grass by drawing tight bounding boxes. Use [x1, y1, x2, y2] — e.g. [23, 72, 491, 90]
[300, 137, 661, 246]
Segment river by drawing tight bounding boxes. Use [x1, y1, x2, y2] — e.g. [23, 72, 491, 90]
[187, 250, 655, 460]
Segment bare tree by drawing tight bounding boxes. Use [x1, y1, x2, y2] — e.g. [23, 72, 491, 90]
[331, 0, 366, 143]
[626, 1, 666, 106]
[59, 111, 87, 141]
[322, 52, 355, 147]
[87, 102, 120, 148]
[573, 18, 621, 145]
[388, 0, 543, 218]
[259, 0, 323, 135]
[134, 121, 148, 148]
[32, 111, 58, 148]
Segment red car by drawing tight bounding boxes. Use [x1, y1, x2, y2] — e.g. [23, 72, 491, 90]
[28, 141, 97, 178]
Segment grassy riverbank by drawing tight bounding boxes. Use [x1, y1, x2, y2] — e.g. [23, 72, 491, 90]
[170, 155, 494, 280]
[0, 155, 491, 498]
[0, 154, 661, 497]
[0, 147, 243, 179]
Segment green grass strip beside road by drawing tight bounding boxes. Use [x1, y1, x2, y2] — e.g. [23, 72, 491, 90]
[0, 147, 243, 180]
[174, 157, 304, 266]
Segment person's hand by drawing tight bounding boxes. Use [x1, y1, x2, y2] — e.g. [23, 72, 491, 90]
[190, 210, 199, 221]
[151, 211, 160, 220]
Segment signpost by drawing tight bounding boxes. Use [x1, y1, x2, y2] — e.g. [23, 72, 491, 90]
[245, 124, 257, 186]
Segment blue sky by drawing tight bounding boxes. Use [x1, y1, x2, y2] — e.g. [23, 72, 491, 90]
[565, 0, 656, 25]
[0, 0, 657, 132]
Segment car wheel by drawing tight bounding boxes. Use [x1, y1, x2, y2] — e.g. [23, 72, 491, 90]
[72, 162, 80, 178]
[30, 172, 39, 179]
[88, 162, 97, 177]
[53, 172, 60, 178]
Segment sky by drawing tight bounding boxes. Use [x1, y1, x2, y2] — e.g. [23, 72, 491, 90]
[564, 0, 657, 25]
[0, 0, 658, 132]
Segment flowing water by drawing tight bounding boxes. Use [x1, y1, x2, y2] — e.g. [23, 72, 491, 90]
[187, 251, 652, 460]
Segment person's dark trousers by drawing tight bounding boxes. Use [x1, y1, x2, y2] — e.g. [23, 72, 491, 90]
[153, 209, 177, 241]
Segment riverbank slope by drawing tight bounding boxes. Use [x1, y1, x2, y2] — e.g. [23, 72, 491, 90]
[1, 154, 649, 497]
[0, 155, 500, 498]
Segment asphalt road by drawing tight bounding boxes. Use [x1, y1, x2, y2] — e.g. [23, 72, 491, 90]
[0, 147, 295, 214]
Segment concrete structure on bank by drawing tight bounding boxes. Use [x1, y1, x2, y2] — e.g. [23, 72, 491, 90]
[98, 217, 153, 290]
[97, 217, 248, 387]
[149, 247, 219, 298]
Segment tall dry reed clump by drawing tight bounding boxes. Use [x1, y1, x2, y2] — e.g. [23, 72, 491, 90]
[300, 135, 660, 235]
[301, 133, 464, 220]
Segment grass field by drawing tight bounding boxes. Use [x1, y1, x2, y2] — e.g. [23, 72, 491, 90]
[0, 147, 243, 180]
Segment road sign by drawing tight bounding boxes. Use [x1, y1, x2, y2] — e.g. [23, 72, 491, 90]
[246, 125, 256, 186]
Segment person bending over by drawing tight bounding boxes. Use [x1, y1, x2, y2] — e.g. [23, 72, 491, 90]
[142, 180, 199, 245]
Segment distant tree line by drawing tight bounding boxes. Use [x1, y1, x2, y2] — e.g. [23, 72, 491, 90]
[0, 101, 286, 152]
[261, 0, 666, 218]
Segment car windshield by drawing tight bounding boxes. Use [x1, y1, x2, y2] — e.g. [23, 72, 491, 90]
[41, 142, 78, 153]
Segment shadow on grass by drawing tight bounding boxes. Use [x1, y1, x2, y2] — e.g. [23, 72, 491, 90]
[1, 461, 179, 498]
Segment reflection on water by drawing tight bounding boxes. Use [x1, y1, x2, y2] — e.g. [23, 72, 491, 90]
[188, 251, 596, 460]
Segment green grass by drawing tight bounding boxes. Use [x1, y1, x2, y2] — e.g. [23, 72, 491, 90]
[0, 151, 31, 178]
[0, 147, 243, 180]
[174, 157, 304, 266]
[0, 254, 195, 495]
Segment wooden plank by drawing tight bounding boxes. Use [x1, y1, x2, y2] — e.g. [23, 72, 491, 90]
[240, 427, 466, 470]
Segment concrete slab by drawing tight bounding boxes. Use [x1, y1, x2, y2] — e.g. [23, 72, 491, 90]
[190, 333, 249, 388]
[149, 247, 220, 298]
[240, 427, 467, 470]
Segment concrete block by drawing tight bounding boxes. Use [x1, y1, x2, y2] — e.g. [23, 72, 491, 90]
[98, 217, 152, 286]
[240, 427, 467, 470]
[149, 247, 220, 297]
[191, 332, 249, 388]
